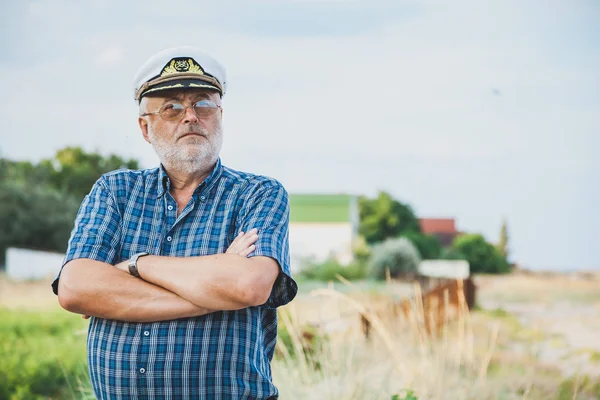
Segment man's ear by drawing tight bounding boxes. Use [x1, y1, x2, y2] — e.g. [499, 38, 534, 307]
[138, 117, 151, 144]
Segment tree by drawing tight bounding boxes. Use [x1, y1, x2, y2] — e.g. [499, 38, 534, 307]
[440, 247, 465, 260]
[452, 233, 510, 274]
[1, 147, 139, 201]
[496, 217, 509, 259]
[0, 147, 141, 264]
[402, 232, 442, 259]
[0, 158, 53, 186]
[0, 182, 80, 264]
[359, 191, 420, 244]
[41, 147, 139, 199]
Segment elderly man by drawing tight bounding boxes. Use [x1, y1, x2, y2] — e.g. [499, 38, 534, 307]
[53, 46, 297, 400]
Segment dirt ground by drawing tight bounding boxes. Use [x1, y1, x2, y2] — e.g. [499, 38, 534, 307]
[475, 272, 600, 377]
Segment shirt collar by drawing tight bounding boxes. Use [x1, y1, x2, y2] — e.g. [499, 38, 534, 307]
[157, 158, 223, 198]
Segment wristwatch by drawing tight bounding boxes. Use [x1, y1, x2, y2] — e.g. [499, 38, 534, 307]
[128, 252, 149, 278]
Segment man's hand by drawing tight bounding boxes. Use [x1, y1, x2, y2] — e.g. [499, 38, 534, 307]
[226, 228, 258, 257]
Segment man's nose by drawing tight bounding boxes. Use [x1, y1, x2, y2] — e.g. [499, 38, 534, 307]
[182, 105, 199, 123]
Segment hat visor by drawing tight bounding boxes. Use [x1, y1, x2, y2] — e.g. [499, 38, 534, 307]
[141, 79, 222, 98]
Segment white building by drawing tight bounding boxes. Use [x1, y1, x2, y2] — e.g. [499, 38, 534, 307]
[288, 194, 359, 273]
[418, 260, 470, 280]
[5, 247, 64, 280]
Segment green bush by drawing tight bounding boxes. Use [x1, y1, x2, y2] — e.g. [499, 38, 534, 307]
[368, 237, 421, 279]
[452, 234, 510, 274]
[440, 247, 465, 260]
[352, 235, 371, 264]
[401, 232, 442, 259]
[298, 258, 367, 281]
[391, 390, 418, 400]
[0, 308, 90, 399]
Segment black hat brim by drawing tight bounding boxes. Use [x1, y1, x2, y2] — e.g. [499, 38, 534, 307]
[141, 79, 222, 98]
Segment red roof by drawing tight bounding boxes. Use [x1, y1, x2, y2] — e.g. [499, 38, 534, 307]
[419, 218, 457, 234]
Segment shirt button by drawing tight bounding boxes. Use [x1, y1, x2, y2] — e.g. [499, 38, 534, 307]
[166, 236, 172, 242]
[200, 196, 206, 201]
[139, 368, 146, 374]
[144, 330, 150, 336]
[167, 205, 174, 211]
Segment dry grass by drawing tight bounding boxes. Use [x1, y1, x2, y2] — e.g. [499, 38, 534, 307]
[0, 273, 59, 310]
[272, 273, 600, 399]
[2, 272, 600, 399]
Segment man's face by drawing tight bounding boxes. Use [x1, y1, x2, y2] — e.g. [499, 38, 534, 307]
[139, 89, 223, 174]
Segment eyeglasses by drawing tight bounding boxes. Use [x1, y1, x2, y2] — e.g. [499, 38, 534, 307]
[141, 100, 222, 121]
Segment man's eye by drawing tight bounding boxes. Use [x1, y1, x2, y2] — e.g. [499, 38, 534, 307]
[194, 101, 215, 108]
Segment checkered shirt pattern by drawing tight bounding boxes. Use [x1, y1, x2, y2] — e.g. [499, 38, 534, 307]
[52, 159, 298, 399]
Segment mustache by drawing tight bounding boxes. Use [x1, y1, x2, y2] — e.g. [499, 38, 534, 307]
[177, 125, 209, 139]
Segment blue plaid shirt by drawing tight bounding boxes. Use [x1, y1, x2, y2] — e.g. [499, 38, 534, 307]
[52, 159, 297, 400]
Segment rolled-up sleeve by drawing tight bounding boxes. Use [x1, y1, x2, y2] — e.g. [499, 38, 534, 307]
[237, 182, 297, 309]
[51, 177, 122, 295]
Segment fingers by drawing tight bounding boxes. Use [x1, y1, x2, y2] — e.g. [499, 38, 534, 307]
[238, 229, 259, 246]
[226, 228, 259, 255]
[232, 229, 258, 247]
[239, 244, 256, 257]
[82, 315, 90, 319]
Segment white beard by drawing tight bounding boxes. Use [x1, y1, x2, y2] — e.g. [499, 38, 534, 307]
[148, 122, 223, 175]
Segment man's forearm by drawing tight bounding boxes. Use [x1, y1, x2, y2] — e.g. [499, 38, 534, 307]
[58, 259, 213, 323]
[136, 254, 278, 310]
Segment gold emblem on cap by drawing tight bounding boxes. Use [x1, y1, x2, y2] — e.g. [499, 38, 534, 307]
[161, 58, 204, 77]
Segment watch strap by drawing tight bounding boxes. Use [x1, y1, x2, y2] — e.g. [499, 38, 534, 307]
[128, 252, 149, 278]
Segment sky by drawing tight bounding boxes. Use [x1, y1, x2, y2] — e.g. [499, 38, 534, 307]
[0, 0, 598, 271]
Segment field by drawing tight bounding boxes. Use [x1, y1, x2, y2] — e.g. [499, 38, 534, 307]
[1, 272, 600, 399]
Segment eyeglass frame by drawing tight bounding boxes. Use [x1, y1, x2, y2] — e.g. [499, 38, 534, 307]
[140, 100, 222, 121]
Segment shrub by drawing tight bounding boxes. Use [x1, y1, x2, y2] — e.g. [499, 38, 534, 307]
[368, 237, 421, 279]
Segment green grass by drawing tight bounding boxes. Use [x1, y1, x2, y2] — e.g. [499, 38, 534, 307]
[296, 278, 405, 296]
[483, 307, 513, 319]
[0, 308, 90, 399]
[297, 258, 367, 282]
[289, 194, 353, 223]
[556, 375, 600, 400]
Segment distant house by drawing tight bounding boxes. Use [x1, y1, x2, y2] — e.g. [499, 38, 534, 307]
[418, 218, 460, 246]
[288, 194, 359, 272]
[5, 247, 64, 280]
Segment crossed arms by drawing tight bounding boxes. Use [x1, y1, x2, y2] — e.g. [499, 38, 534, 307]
[57, 230, 280, 323]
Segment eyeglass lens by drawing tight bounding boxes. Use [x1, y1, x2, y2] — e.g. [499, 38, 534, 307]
[160, 101, 218, 120]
